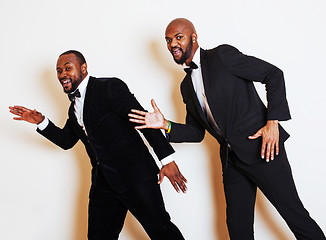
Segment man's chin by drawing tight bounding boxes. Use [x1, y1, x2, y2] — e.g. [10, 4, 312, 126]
[63, 87, 71, 94]
[173, 57, 185, 65]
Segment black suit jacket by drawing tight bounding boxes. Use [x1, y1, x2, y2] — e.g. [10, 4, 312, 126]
[38, 76, 174, 193]
[169, 44, 291, 167]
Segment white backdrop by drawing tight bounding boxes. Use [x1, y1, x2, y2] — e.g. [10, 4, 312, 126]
[1, 0, 326, 239]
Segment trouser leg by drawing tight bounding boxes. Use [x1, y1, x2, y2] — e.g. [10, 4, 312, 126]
[223, 151, 257, 240]
[88, 169, 128, 240]
[249, 150, 326, 240]
[88, 195, 128, 240]
[122, 178, 185, 240]
[231, 147, 326, 240]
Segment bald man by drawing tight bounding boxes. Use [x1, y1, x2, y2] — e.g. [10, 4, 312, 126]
[129, 18, 326, 239]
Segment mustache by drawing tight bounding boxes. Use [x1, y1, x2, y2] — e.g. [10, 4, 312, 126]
[171, 47, 183, 52]
[60, 77, 71, 82]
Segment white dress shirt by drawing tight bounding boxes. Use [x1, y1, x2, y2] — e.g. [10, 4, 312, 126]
[190, 48, 221, 133]
[73, 75, 89, 134]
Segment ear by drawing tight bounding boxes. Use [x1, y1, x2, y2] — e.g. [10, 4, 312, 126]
[191, 33, 197, 43]
[81, 63, 87, 74]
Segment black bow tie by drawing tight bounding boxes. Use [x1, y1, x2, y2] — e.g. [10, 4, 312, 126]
[184, 61, 199, 73]
[68, 89, 81, 102]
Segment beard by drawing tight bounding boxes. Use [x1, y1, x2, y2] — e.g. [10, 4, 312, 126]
[62, 74, 83, 94]
[173, 39, 193, 65]
[69, 78, 81, 93]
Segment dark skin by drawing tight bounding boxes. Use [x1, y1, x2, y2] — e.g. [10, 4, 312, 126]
[129, 18, 280, 162]
[9, 53, 188, 193]
[9, 53, 88, 124]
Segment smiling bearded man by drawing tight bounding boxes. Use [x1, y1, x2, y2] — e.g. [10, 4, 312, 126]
[9, 50, 187, 240]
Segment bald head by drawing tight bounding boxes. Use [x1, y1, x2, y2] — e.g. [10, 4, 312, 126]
[165, 18, 198, 66]
[165, 18, 196, 36]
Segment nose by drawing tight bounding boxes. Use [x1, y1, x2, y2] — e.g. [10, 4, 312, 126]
[58, 70, 66, 80]
[170, 38, 178, 48]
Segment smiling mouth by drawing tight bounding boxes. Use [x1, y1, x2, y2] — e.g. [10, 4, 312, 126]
[61, 79, 71, 88]
[172, 48, 182, 58]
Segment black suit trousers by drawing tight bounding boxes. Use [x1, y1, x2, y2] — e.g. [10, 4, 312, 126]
[223, 148, 325, 240]
[88, 169, 184, 240]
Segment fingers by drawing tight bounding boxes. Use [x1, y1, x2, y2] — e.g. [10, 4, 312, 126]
[130, 109, 147, 116]
[134, 125, 149, 130]
[151, 99, 159, 111]
[176, 174, 188, 193]
[261, 139, 279, 162]
[160, 163, 188, 193]
[261, 140, 266, 160]
[9, 105, 31, 115]
[248, 129, 262, 140]
[128, 113, 145, 120]
[13, 117, 24, 121]
[9, 109, 22, 117]
[168, 178, 181, 193]
[158, 171, 164, 184]
[9, 106, 26, 117]
[168, 173, 188, 193]
[129, 116, 145, 124]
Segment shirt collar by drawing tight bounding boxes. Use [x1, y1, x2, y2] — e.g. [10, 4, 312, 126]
[192, 47, 201, 67]
[76, 74, 90, 97]
[183, 47, 201, 68]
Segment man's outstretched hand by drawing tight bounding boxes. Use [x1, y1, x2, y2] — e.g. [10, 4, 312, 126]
[9, 105, 44, 124]
[159, 161, 187, 193]
[129, 99, 169, 131]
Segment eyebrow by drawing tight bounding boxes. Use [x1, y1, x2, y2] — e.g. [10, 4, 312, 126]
[56, 62, 71, 70]
[165, 32, 182, 39]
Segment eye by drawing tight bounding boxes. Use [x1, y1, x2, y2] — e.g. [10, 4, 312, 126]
[176, 36, 183, 40]
[166, 39, 171, 44]
[66, 67, 71, 71]
[57, 69, 62, 74]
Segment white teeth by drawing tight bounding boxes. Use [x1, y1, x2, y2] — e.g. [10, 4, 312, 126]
[63, 80, 70, 84]
[173, 48, 181, 55]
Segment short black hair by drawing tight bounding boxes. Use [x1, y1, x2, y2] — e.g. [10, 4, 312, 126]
[59, 50, 86, 66]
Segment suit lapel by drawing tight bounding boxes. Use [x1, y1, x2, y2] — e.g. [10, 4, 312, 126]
[68, 102, 86, 138]
[200, 48, 211, 96]
[200, 49, 221, 127]
[82, 76, 95, 133]
[184, 74, 206, 121]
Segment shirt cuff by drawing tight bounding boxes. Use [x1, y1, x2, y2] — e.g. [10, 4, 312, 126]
[37, 117, 49, 131]
[160, 154, 175, 166]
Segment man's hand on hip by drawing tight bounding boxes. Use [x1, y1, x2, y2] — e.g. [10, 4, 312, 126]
[248, 120, 279, 162]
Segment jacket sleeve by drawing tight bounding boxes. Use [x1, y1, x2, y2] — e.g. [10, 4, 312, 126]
[169, 118, 205, 143]
[106, 78, 175, 160]
[169, 81, 206, 143]
[37, 119, 79, 150]
[217, 44, 291, 121]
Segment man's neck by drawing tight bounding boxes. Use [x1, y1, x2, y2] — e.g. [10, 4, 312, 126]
[185, 45, 199, 66]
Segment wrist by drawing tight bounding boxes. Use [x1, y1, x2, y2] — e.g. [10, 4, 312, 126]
[163, 119, 170, 131]
[37, 115, 45, 124]
[267, 120, 278, 125]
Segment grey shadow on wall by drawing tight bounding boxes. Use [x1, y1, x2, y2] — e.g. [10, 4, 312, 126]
[148, 40, 292, 240]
